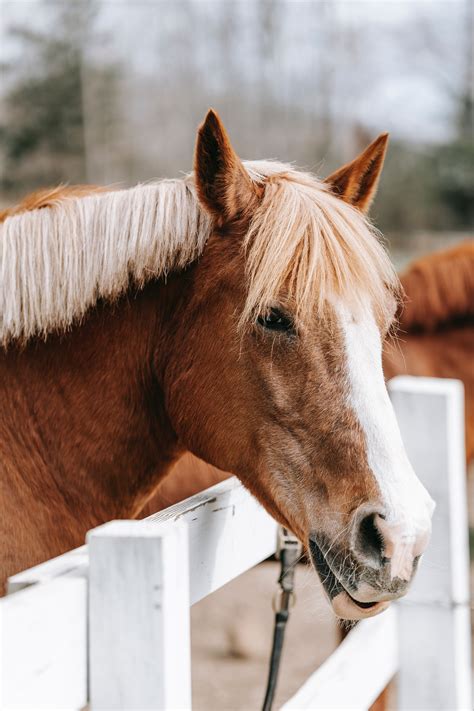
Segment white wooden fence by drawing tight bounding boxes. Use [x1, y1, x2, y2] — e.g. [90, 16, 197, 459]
[1, 377, 472, 710]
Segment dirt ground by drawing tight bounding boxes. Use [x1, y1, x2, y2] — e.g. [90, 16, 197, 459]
[191, 560, 339, 710]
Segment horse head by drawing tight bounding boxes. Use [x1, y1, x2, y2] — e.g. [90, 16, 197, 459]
[162, 111, 435, 620]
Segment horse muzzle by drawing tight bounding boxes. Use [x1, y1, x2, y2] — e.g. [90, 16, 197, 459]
[308, 536, 416, 621]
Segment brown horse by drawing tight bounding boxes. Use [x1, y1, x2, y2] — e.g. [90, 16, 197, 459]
[0, 111, 434, 620]
[150, 239, 474, 514]
[385, 240, 474, 460]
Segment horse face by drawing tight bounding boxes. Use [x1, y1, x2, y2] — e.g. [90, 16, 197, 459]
[166, 111, 434, 621]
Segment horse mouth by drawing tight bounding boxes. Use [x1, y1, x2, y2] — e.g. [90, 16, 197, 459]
[308, 538, 390, 620]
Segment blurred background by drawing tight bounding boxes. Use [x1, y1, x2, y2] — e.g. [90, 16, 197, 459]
[0, 2, 472, 708]
[1, 0, 472, 266]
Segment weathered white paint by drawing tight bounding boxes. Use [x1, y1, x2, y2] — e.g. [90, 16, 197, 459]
[0, 576, 87, 709]
[87, 479, 278, 709]
[282, 607, 398, 710]
[8, 545, 88, 593]
[146, 477, 278, 605]
[337, 304, 435, 576]
[8, 476, 278, 606]
[2, 478, 277, 709]
[88, 520, 191, 710]
[390, 376, 472, 711]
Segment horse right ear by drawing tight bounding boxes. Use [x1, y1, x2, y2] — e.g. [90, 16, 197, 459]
[325, 133, 389, 213]
[194, 109, 260, 223]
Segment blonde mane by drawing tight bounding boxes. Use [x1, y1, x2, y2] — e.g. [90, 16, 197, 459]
[0, 177, 211, 345]
[0, 162, 397, 345]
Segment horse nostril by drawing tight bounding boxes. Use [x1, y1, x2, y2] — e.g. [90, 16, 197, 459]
[354, 512, 385, 565]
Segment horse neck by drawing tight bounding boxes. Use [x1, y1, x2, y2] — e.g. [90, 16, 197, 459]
[0, 280, 184, 564]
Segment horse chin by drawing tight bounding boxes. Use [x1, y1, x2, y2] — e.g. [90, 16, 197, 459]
[330, 590, 391, 621]
[308, 537, 392, 621]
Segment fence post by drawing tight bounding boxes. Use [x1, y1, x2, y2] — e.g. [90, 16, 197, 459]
[389, 376, 472, 711]
[88, 519, 191, 710]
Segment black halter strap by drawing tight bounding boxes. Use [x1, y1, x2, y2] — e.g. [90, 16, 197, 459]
[262, 527, 302, 711]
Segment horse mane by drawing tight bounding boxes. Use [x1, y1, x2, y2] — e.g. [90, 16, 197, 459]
[0, 162, 397, 346]
[398, 241, 474, 332]
[0, 185, 111, 222]
[0, 178, 212, 345]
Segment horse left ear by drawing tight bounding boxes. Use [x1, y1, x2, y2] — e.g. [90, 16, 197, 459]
[194, 109, 260, 223]
[325, 133, 389, 213]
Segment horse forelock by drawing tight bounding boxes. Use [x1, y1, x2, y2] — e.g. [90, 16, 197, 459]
[241, 162, 398, 328]
[0, 161, 397, 346]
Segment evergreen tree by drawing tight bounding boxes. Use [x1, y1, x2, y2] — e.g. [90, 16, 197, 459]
[0, 0, 119, 193]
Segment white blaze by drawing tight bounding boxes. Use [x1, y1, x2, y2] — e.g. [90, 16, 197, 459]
[335, 302, 434, 577]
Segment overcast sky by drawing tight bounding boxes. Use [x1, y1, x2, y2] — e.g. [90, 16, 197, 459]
[1, 0, 471, 144]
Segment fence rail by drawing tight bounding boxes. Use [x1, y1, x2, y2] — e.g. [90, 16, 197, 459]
[1, 377, 472, 710]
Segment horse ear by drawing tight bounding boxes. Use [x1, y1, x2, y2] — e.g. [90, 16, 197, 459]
[325, 133, 389, 213]
[194, 109, 259, 222]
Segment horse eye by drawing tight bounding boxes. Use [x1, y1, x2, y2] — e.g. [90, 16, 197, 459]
[257, 308, 294, 333]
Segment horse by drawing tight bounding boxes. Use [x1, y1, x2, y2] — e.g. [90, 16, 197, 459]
[146, 239, 474, 515]
[384, 240, 474, 461]
[0, 110, 434, 622]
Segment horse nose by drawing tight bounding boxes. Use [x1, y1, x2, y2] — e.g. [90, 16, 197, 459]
[352, 509, 432, 581]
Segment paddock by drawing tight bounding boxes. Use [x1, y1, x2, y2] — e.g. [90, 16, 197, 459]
[1, 376, 472, 710]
